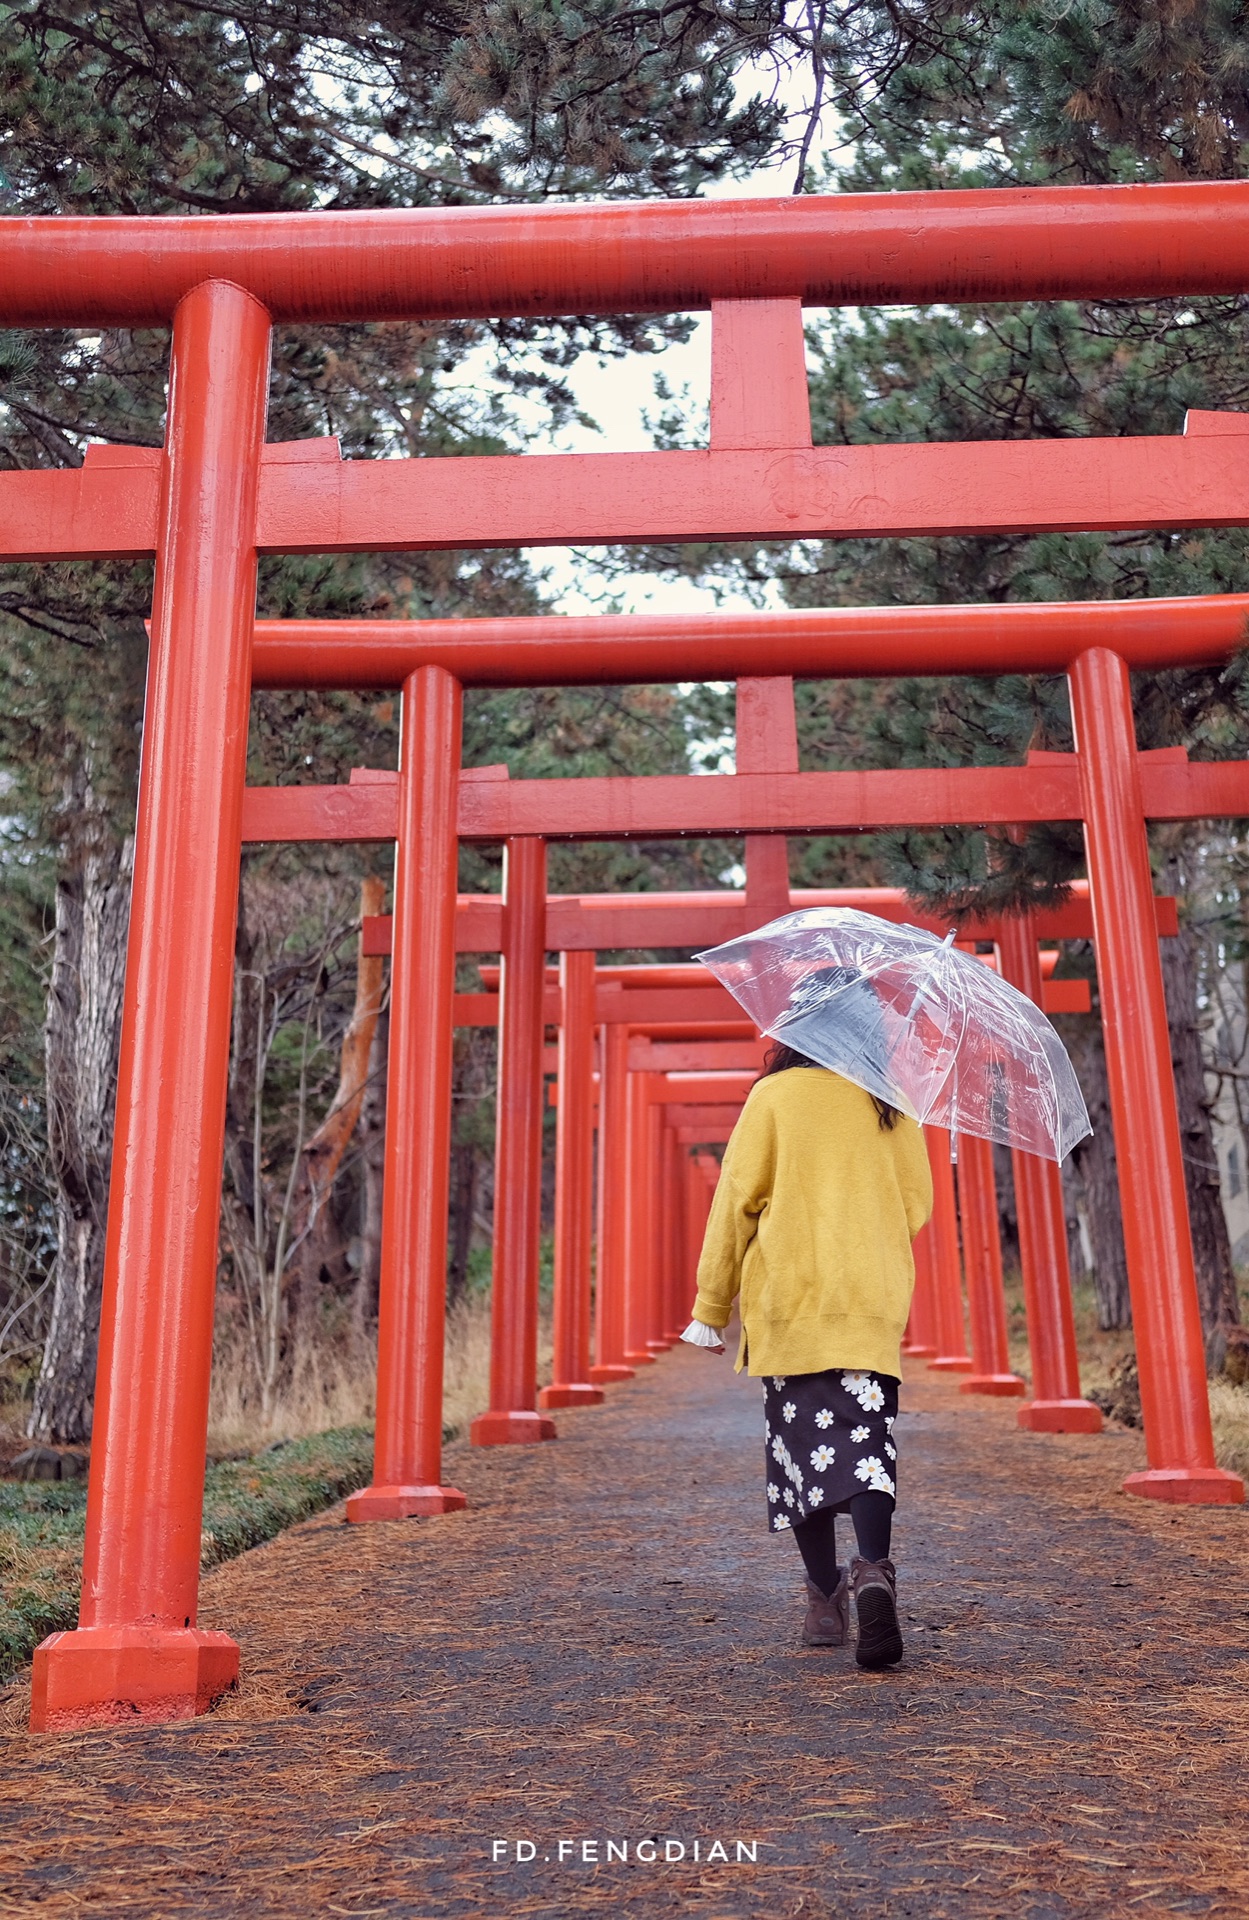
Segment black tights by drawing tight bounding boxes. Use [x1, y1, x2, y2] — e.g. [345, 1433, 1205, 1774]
[793, 1494, 893, 1596]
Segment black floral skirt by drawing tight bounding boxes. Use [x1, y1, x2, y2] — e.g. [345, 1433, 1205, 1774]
[763, 1369, 899, 1533]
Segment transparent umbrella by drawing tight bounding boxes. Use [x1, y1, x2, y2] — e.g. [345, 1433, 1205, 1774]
[697, 907, 1091, 1163]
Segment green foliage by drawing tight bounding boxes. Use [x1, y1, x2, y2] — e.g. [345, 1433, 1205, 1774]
[0, 1426, 376, 1681]
[198, 1426, 375, 1568]
[0, 0, 787, 213]
[834, 1, 1249, 190]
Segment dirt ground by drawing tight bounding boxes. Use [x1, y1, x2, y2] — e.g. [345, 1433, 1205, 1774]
[0, 1350, 1246, 1919]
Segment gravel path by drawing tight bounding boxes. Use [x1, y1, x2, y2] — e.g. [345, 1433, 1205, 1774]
[1, 1349, 1247, 1918]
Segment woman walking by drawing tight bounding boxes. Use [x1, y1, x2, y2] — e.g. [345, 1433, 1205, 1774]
[686, 1043, 933, 1668]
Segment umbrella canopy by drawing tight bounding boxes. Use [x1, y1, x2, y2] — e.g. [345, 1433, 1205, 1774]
[697, 907, 1091, 1163]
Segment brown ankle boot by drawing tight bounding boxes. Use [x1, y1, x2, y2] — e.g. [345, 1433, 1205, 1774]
[850, 1556, 903, 1669]
[801, 1569, 849, 1647]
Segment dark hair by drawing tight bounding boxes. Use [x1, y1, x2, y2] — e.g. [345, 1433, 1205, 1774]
[759, 1041, 900, 1130]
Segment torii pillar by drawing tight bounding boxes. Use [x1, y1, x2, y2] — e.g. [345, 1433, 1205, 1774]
[590, 1020, 635, 1386]
[925, 1128, 974, 1372]
[1070, 649, 1241, 1501]
[995, 913, 1100, 1431]
[540, 950, 604, 1409]
[471, 837, 556, 1444]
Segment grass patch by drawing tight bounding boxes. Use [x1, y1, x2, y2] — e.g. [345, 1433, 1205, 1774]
[0, 1424, 374, 1685]
[0, 1293, 523, 1684]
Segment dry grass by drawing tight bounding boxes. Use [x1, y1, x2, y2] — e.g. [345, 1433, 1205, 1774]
[206, 1293, 552, 1459]
[1208, 1375, 1249, 1480]
[207, 1328, 376, 1459]
[1002, 1267, 1134, 1396]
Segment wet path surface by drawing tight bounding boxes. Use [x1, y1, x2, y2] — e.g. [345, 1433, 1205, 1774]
[1, 1350, 1247, 1918]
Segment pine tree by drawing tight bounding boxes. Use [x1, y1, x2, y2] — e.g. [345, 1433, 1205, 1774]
[0, 0, 854, 1437]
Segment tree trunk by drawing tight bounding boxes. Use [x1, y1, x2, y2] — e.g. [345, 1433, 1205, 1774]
[1059, 1009, 1132, 1331]
[1157, 846, 1241, 1349]
[29, 791, 132, 1444]
[1060, 1152, 1090, 1290]
[301, 878, 386, 1212]
[351, 1003, 388, 1334]
[446, 1142, 478, 1308]
[991, 1141, 1019, 1273]
[293, 875, 386, 1336]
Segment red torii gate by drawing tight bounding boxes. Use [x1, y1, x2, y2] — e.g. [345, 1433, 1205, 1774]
[13, 183, 1249, 1732]
[529, 952, 1085, 1391]
[240, 647, 1199, 1492]
[242, 736, 1120, 1467]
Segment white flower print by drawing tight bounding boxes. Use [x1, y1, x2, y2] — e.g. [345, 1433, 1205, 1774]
[809, 1444, 836, 1473]
[884, 1415, 895, 1435]
[807, 1487, 824, 1507]
[772, 1377, 786, 1389]
[850, 1424, 870, 1444]
[884, 1442, 897, 1461]
[771, 1435, 786, 1464]
[855, 1455, 886, 1484]
[782, 1401, 797, 1423]
[767, 1482, 781, 1502]
[814, 1408, 835, 1430]
[868, 1468, 895, 1496]
[841, 1370, 887, 1414]
[774, 1513, 791, 1530]
[783, 1487, 795, 1507]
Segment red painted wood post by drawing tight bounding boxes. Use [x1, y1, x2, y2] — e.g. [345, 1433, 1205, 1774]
[623, 1070, 657, 1366]
[712, 300, 808, 945]
[683, 1150, 704, 1321]
[995, 914, 1101, 1431]
[735, 676, 800, 919]
[903, 1224, 939, 1358]
[589, 1020, 634, 1386]
[663, 1125, 686, 1340]
[1070, 647, 1242, 1501]
[540, 950, 603, 1409]
[655, 1123, 676, 1344]
[471, 837, 556, 1445]
[673, 1131, 694, 1336]
[719, 299, 804, 922]
[31, 281, 270, 1733]
[645, 1095, 671, 1352]
[347, 666, 469, 1519]
[956, 1133, 1027, 1397]
[924, 1126, 974, 1372]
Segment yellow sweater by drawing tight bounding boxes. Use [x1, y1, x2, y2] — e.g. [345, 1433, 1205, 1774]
[693, 1067, 933, 1380]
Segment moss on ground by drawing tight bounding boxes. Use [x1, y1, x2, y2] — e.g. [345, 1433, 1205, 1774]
[0, 1425, 373, 1683]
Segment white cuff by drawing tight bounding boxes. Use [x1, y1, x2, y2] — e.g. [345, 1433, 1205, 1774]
[680, 1320, 726, 1352]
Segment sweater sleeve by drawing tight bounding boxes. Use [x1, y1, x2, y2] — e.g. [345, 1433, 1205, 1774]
[895, 1118, 935, 1240]
[692, 1094, 774, 1329]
